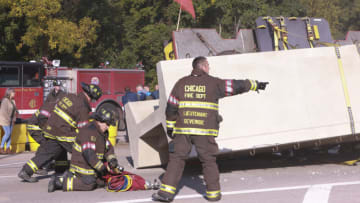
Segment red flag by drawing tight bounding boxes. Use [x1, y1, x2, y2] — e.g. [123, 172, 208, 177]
[174, 0, 196, 19]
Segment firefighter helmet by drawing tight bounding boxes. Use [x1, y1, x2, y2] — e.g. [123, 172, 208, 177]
[93, 107, 116, 126]
[53, 80, 62, 86]
[81, 82, 102, 101]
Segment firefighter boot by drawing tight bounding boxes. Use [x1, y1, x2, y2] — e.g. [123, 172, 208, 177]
[205, 192, 222, 202]
[48, 176, 63, 193]
[35, 168, 48, 176]
[145, 179, 161, 190]
[152, 193, 173, 202]
[18, 168, 38, 183]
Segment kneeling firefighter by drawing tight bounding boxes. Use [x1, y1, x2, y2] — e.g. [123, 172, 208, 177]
[48, 107, 159, 192]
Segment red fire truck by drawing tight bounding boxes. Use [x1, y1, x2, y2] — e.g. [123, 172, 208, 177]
[0, 60, 145, 129]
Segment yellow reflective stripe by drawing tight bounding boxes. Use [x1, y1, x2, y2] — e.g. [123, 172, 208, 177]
[55, 161, 68, 166]
[34, 110, 40, 117]
[106, 154, 117, 162]
[96, 153, 104, 160]
[179, 101, 218, 110]
[56, 136, 76, 143]
[160, 184, 176, 194]
[206, 190, 221, 198]
[173, 127, 218, 136]
[67, 177, 73, 191]
[73, 142, 82, 152]
[42, 131, 56, 140]
[26, 125, 41, 131]
[54, 106, 77, 129]
[166, 120, 176, 128]
[69, 164, 95, 175]
[118, 175, 133, 192]
[249, 80, 257, 91]
[27, 160, 38, 172]
[94, 161, 104, 171]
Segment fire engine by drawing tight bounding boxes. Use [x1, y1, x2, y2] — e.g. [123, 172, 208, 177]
[0, 59, 145, 130]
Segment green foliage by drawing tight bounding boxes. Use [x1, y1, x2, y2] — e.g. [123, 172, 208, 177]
[0, 0, 359, 86]
[2, 0, 99, 59]
[300, 0, 343, 38]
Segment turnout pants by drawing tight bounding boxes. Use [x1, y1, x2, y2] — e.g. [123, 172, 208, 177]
[159, 135, 220, 199]
[29, 131, 68, 173]
[63, 172, 105, 191]
[23, 139, 71, 175]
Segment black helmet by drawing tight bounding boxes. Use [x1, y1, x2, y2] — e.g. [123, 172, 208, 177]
[53, 80, 62, 86]
[81, 82, 102, 101]
[93, 107, 116, 126]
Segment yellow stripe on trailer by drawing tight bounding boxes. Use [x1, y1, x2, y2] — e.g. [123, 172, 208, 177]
[334, 46, 355, 134]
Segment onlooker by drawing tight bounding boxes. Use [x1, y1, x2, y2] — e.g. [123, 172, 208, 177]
[122, 87, 138, 106]
[151, 84, 160, 99]
[136, 84, 146, 101]
[144, 85, 153, 100]
[0, 88, 17, 154]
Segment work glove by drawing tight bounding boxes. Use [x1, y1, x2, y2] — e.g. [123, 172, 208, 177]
[99, 166, 108, 177]
[108, 158, 124, 174]
[256, 81, 269, 93]
[109, 158, 119, 169]
[167, 128, 175, 139]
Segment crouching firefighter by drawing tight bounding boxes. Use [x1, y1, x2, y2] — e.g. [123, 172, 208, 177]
[48, 107, 121, 192]
[152, 56, 269, 202]
[18, 82, 102, 183]
[25, 80, 68, 177]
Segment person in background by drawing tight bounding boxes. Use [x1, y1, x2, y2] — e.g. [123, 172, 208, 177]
[122, 87, 138, 106]
[144, 85, 153, 100]
[151, 84, 160, 99]
[0, 88, 17, 154]
[136, 84, 146, 101]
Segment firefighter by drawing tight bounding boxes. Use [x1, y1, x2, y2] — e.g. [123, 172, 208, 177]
[152, 56, 269, 202]
[46, 80, 65, 103]
[26, 80, 67, 176]
[48, 107, 120, 192]
[18, 82, 102, 183]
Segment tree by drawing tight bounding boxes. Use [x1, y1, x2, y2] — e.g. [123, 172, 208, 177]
[299, 0, 343, 39]
[0, 0, 99, 60]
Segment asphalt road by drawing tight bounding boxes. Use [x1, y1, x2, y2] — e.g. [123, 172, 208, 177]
[1, 143, 360, 203]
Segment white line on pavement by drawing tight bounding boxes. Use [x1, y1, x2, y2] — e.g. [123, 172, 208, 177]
[98, 181, 360, 203]
[303, 184, 332, 203]
[0, 162, 25, 167]
[0, 176, 17, 179]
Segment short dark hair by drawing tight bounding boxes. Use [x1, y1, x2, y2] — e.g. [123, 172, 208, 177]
[192, 56, 207, 69]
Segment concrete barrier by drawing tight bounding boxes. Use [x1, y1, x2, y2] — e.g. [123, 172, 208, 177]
[125, 100, 169, 168]
[127, 45, 360, 168]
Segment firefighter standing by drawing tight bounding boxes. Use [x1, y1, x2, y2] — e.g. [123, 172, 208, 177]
[18, 82, 102, 182]
[48, 107, 120, 192]
[152, 56, 269, 202]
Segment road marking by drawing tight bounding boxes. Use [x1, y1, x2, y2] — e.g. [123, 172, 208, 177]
[98, 181, 360, 203]
[0, 162, 25, 167]
[0, 175, 17, 178]
[303, 184, 332, 203]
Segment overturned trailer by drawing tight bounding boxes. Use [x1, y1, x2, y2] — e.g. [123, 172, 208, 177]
[126, 44, 360, 168]
[126, 16, 360, 168]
